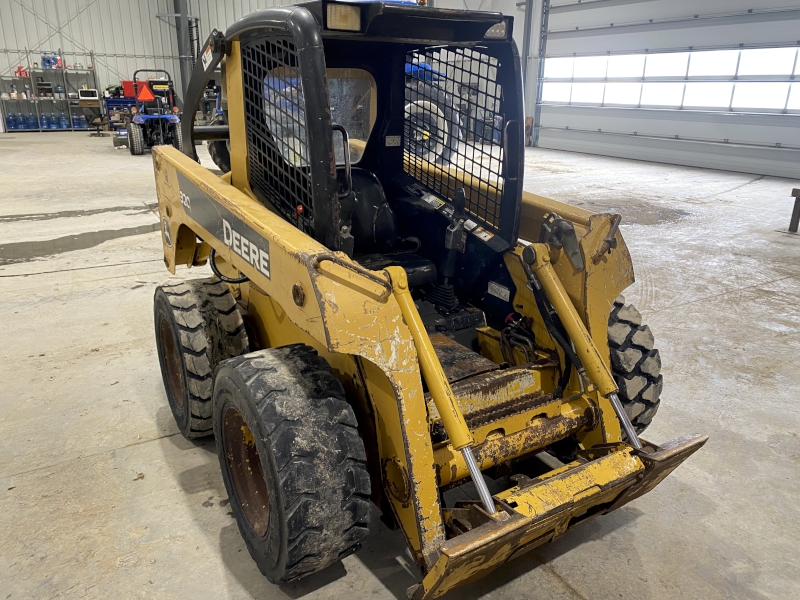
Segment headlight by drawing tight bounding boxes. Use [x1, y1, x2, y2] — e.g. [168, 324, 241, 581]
[484, 21, 507, 39]
[327, 4, 361, 32]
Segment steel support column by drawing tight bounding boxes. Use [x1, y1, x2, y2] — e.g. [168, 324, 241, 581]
[521, 0, 534, 117]
[174, 0, 192, 108]
[532, 0, 549, 147]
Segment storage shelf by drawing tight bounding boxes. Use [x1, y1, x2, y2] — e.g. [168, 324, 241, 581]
[1, 49, 98, 135]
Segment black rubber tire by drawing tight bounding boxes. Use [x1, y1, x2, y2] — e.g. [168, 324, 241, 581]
[154, 278, 249, 439]
[172, 124, 184, 153]
[207, 114, 231, 173]
[128, 122, 145, 155]
[213, 344, 371, 583]
[608, 295, 663, 433]
[405, 79, 461, 165]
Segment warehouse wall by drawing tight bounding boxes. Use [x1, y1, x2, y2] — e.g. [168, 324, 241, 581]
[0, 0, 182, 93]
[534, 0, 800, 178]
[189, 0, 293, 40]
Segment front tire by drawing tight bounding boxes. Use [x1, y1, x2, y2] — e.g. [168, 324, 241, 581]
[214, 345, 371, 583]
[154, 278, 249, 439]
[128, 122, 145, 155]
[608, 295, 663, 433]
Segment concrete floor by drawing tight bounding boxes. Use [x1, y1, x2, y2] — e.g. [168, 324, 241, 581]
[1, 132, 799, 600]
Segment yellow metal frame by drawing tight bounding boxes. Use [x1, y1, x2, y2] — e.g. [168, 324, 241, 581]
[149, 39, 706, 599]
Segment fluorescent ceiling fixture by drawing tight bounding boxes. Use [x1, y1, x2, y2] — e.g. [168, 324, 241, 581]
[688, 50, 740, 77]
[544, 57, 573, 79]
[644, 52, 690, 77]
[732, 82, 790, 110]
[607, 55, 645, 78]
[640, 82, 685, 106]
[572, 56, 607, 79]
[737, 48, 798, 76]
[787, 84, 800, 110]
[604, 82, 642, 105]
[683, 82, 734, 107]
[570, 82, 605, 103]
[541, 82, 571, 103]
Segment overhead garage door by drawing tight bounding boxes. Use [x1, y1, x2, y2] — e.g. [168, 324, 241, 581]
[534, 0, 800, 178]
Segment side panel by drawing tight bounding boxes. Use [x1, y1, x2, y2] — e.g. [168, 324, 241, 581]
[153, 145, 446, 571]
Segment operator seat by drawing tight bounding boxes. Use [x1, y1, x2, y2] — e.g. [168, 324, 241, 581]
[347, 167, 437, 288]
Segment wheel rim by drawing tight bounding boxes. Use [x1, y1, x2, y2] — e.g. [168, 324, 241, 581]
[223, 407, 270, 537]
[158, 316, 185, 408]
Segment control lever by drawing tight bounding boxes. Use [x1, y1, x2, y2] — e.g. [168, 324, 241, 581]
[428, 188, 467, 311]
[444, 188, 467, 253]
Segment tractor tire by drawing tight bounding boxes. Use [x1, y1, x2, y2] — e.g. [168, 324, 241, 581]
[172, 125, 184, 153]
[608, 295, 663, 433]
[154, 278, 249, 439]
[213, 345, 371, 583]
[207, 115, 231, 173]
[405, 79, 461, 165]
[128, 122, 145, 155]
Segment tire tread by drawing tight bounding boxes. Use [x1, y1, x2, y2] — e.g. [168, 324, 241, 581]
[609, 296, 662, 433]
[155, 278, 248, 437]
[221, 345, 371, 582]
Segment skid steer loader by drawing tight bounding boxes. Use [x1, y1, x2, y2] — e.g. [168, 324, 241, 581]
[150, 3, 707, 597]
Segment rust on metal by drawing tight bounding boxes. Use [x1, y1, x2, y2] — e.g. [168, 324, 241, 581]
[291, 282, 306, 307]
[607, 433, 709, 511]
[434, 408, 596, 487]
[426, 365, 548, 423]
[429, 333, 498, 383]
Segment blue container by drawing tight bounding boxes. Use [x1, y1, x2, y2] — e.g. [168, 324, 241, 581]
[59, 112, 69, 129]
[40, 113, 49, 129]
[49, 112, 59, 129]
[26, 113, 37, 129]
[4, 112, 12, 131]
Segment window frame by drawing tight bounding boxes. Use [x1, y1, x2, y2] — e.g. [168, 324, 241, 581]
[540, 47, 800, 114]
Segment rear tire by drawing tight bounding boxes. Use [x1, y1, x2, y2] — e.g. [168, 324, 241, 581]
[608, 295, 663, 433]
[154, 278, 249, 439]
[207, 114, 231, 173]
[213, 345, 371, 583]
[128, 122, 145, 155]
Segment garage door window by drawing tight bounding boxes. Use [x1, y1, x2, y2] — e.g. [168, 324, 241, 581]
[541, 47, 800, 114]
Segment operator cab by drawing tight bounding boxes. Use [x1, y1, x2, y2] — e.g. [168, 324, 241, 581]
[188, 0, 524, 347]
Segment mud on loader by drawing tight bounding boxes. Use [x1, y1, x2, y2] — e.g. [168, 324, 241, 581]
[150, 3, 707, 597]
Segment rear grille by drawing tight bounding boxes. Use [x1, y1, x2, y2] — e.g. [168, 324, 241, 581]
[241, 36, 314, 234]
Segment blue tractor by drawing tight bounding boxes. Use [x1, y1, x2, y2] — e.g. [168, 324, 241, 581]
[125, 69, 182, 155]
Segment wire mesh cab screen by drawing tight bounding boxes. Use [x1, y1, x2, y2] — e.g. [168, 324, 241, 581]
[404, 47, 505, 233]
[242, 36, 314, 234]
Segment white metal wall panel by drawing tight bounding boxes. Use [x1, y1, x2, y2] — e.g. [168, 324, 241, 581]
[537, 128, 800, 179]
[541, 106, 799, 148]
[190, 0, 296, 40]
[548, 10, 800, 55]
[0, 0, 182, 92]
